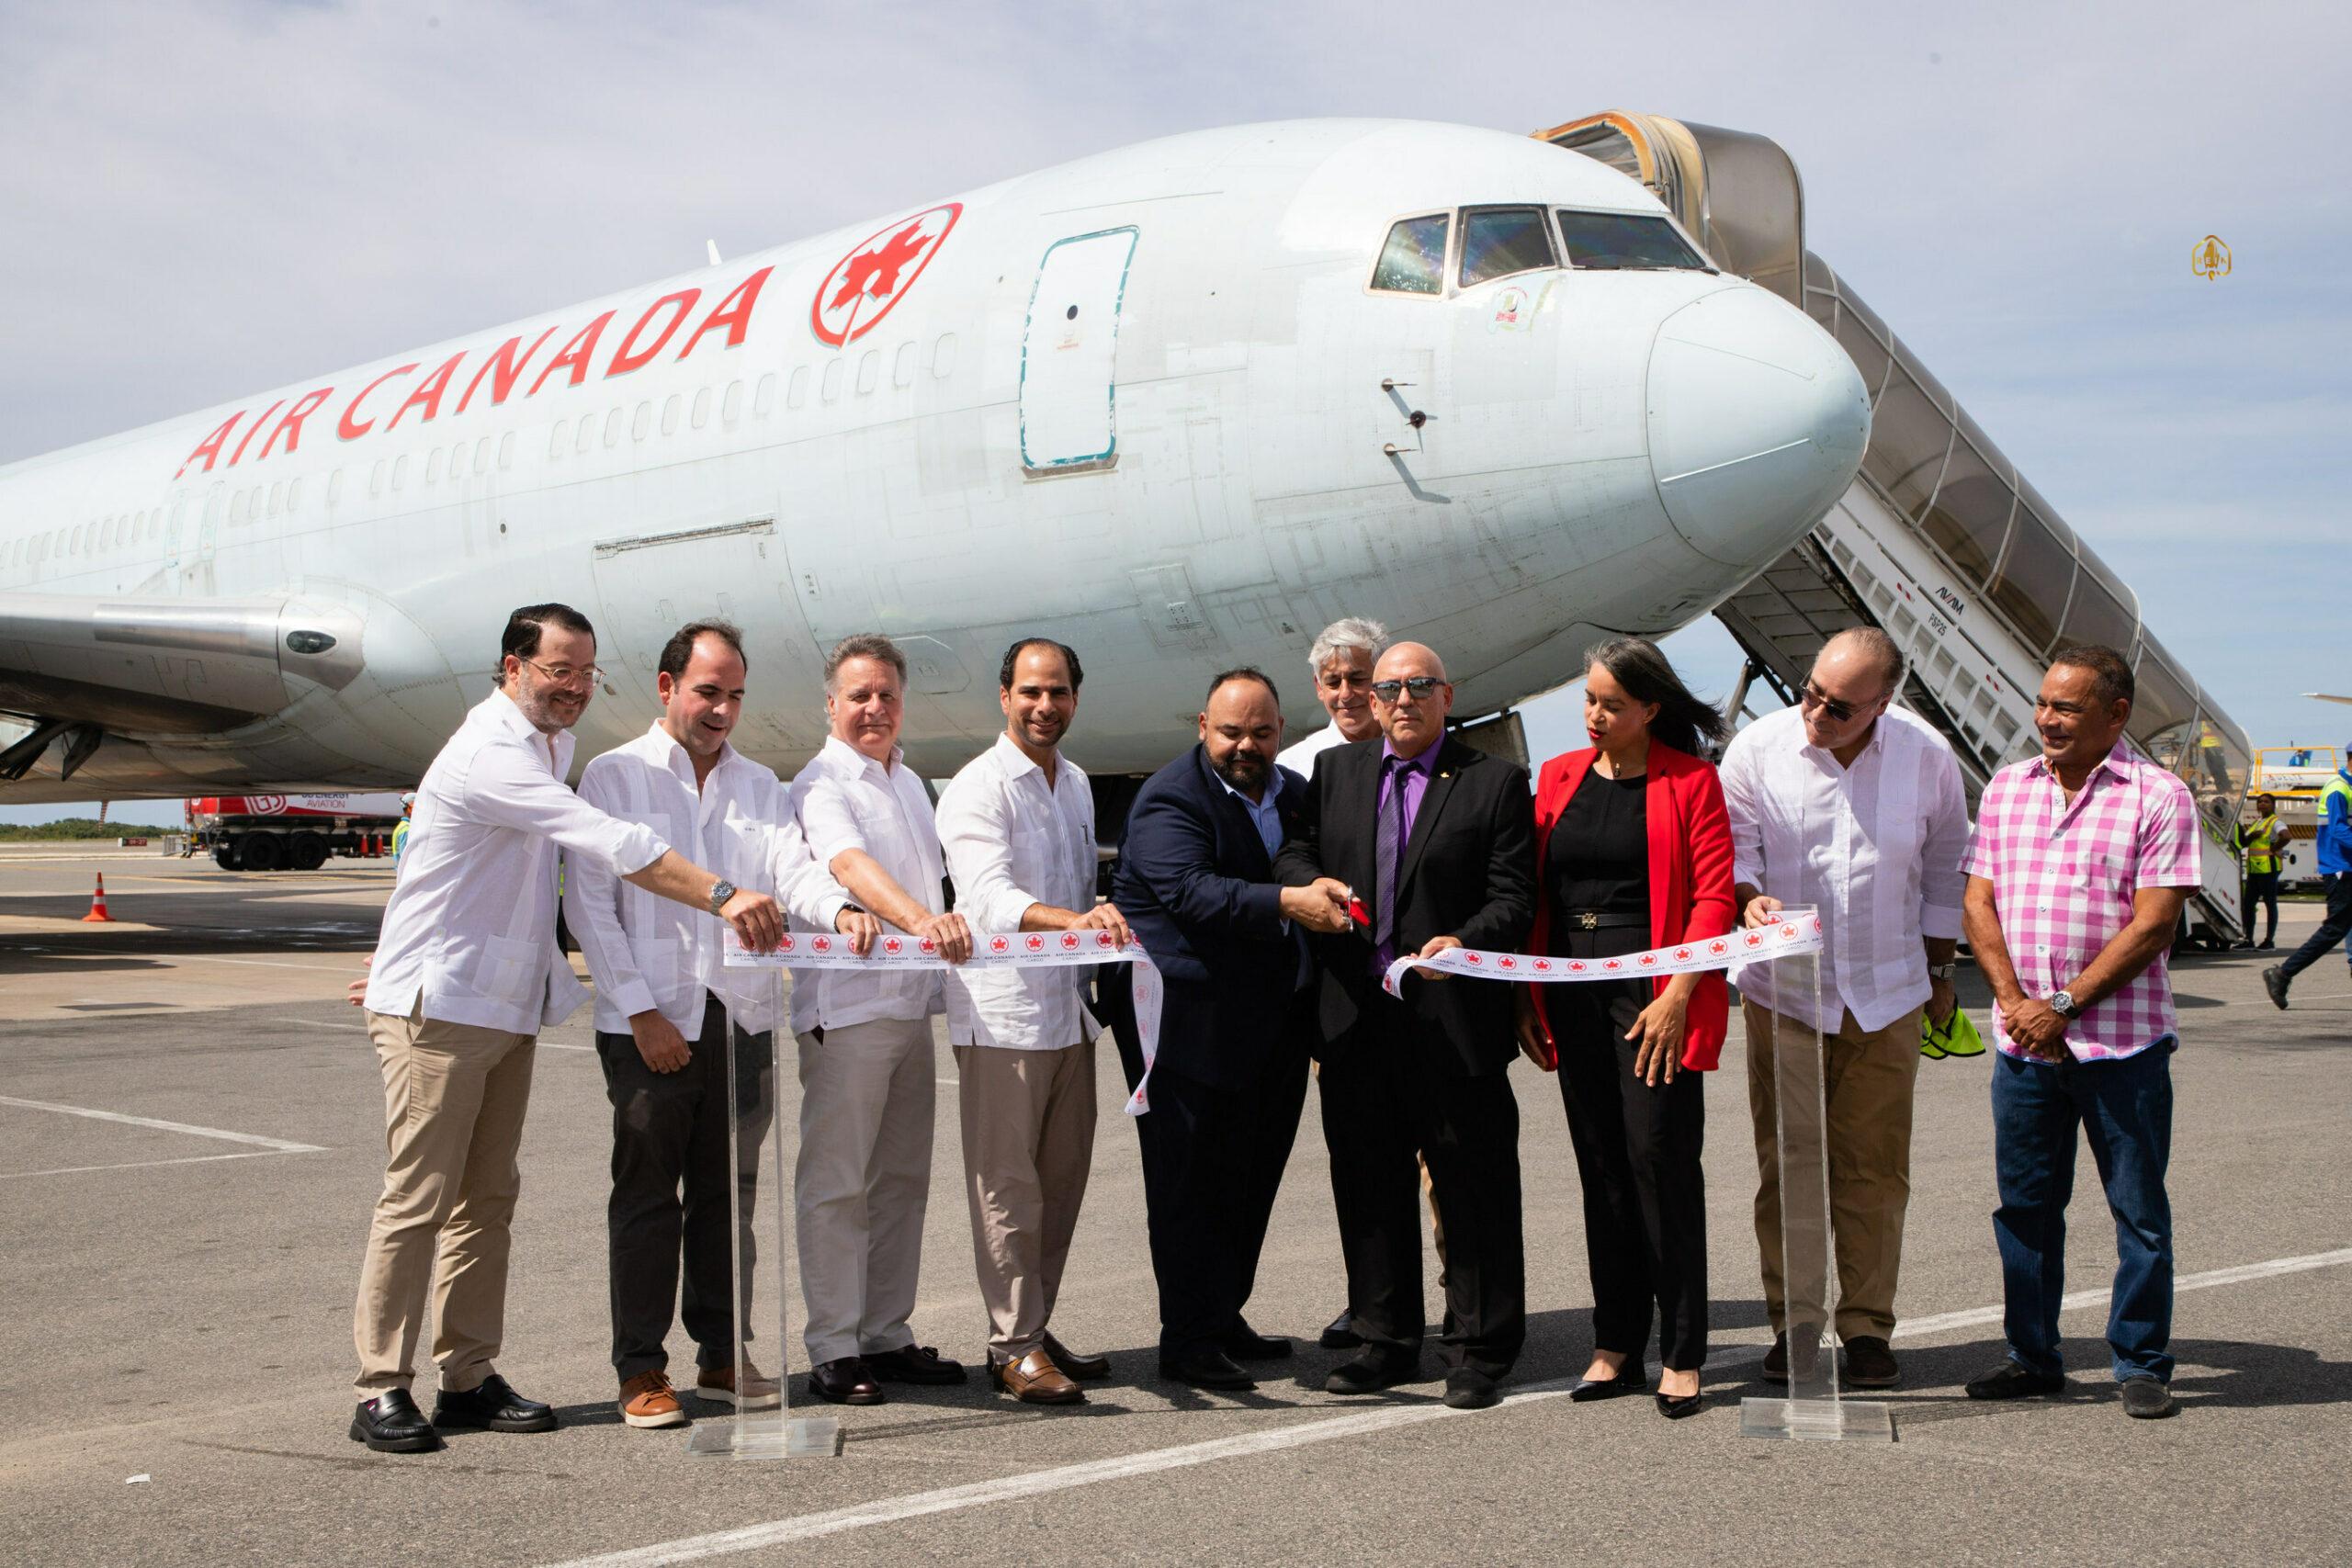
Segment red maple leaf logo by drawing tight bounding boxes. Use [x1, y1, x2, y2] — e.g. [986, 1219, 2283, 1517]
[1603, 959, 1623, 971]
[1061, 932, 1081, 950]
[779, 935, 796, 952]
[828, 221, 932, 315]
[1781, 923, 1799, 940]
[1675, 948, 1692, 961]
[1637, 954, 1657, 967]
[1498, 956, 1516, 970]
[989, 936, 1009, 953]
[920, 937, 937, 953]
[1533, 959, 1552, 972]
[884, 937, 903, 953]
[1464, 953, 1483, 965]
[813, 936, 832, 953]
[1709, 940, 1728, 954]
[1025, 935, 1045, 951]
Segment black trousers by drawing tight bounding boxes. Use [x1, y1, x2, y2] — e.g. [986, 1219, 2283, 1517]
[2241, 872, 2280, 944]
[1544, 925, 1709, 1372]
[593, 992, 774, 1382]
[1114, 994, 1313, 1359]
[2280, 871, 2352, 981]
[1318, 993, 1525, 1380]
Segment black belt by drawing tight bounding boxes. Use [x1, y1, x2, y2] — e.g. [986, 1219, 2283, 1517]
[1558, 910, 1645, 931]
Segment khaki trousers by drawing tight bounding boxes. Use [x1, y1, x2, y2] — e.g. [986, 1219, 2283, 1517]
[354, 1007, 537, 1399]
[1744, 999, 1922, 1341]
[956, 1040, 1097, 1362]
[794, 1017, 935, 1365]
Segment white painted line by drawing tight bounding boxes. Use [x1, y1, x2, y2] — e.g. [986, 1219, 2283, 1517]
[0, 1149, 313, 1181]
[165, 954, 361, 975]
[542, 1244, 2352, 1568]
[0, 1095, 324, 1153]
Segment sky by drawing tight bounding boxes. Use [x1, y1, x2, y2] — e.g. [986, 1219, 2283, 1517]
[3, 0, 2345, 824]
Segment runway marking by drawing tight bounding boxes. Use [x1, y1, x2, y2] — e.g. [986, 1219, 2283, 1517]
[164, 954, 364, 974]
[541, 1245, 2352, 1568]
[0, 1094, 324, 1153]
[0, 1149, 316, 1181]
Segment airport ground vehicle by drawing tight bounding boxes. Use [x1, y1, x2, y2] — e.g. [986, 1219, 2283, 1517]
[184, 793, 403, 871]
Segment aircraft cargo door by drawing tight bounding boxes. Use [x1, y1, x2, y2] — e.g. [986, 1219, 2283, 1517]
[1019, 227, 1137, 473]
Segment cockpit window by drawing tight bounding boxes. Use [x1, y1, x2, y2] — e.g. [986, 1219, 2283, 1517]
[1555, 210, 1710, 271]
[1372, 214, 1449, 295]
[1458, 207, 1555, 288]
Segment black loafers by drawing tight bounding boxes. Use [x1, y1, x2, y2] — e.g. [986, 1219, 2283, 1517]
[1044, 1332, 1113, 1382]
[349, 1389, 439, 1452]
[1323, 1350, 1419, 1395]
[1841, 1336, 1901, 1389]
[1223, 1322, 1295, 1361]
[432, 1373, 556, 1433]
[1159, 1348, 1257, 1391]
[865, 1345, 967, 1385]
[1964, 1359, 2065, 1400]
[1442, 1369, 1499, 1410]
[1318, 1308, 1363, 1350]
[808, 1357, 885, 1405]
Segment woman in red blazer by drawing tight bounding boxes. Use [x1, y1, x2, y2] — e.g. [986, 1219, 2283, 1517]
[1513, 637, 1734, 1419]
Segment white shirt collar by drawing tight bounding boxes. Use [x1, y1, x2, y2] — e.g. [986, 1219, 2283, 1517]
[645, 720, 735, 789]
[821, 730, 902, 781]
[992, 729, 1052, 783]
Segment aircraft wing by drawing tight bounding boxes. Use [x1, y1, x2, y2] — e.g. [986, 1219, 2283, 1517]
[0, 591, 367, 782]
[2304, 693, 2352, 707]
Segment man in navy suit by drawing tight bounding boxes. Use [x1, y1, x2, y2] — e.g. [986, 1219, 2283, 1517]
[1106, 669, 1352, 1391]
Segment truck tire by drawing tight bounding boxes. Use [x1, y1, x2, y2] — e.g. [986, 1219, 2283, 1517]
[288, 832, 330, 872]
[213, 843, 240, 872]
[241, 832, 284, 872]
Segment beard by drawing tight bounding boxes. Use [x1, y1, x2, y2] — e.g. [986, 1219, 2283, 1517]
[1211, 749, 1269, 792]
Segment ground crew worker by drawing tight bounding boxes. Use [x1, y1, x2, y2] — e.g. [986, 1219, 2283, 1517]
[390, 796, 413, 865]
[2266, 755, 2352, 1010]
[2236, 793, 2282, 949]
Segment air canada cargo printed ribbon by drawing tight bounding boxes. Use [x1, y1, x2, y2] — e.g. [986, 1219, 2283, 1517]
[1379, 912, 1826, 997]
[724, 928, 1166, 1116]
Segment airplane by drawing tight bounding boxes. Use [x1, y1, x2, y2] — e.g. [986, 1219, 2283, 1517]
[2305, 694, 2352, 707]
[0, 118, 1868, 821]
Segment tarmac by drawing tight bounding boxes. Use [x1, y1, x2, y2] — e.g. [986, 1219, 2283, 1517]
[1, 848, 2346, 1567]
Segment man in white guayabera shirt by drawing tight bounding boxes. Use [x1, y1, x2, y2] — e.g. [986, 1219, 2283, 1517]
[566, 620, 883, 1432]
[935, 637, 1129, 1406]
[349, 604, 785, 1455]
[789, 634, 975, 1407]
[1717, 627, 1971, 1393]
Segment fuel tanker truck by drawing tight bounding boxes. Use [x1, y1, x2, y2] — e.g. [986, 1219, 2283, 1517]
[184, 793, 406, 871]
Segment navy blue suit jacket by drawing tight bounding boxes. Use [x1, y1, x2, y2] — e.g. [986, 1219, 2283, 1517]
[1107, 744, 1311, 1093]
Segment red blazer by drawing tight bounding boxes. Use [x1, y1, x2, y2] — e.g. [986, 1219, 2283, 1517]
[1525, 740, 1737, 1071]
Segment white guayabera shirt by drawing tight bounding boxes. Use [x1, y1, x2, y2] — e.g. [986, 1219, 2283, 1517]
[365, 688, 668, 1035]
[934, 732, 1098, 1051]
[790, 733, 947, 1036]
[1718, 703, 1972, 1033]
[566, 724, 852, 1039]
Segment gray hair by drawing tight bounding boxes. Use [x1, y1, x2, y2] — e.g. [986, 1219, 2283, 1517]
[824, 632, 908, 694]
[1820, 627, 1906, 694]
[1307, 616, 1389, 676]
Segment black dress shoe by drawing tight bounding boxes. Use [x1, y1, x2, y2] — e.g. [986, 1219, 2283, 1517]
[349, 1389, 439, 1452]
[2263, 965, 2290, 1010]
[1655, 1390, 1703, 1420]
[1159, 1348, 1257, 1391]
[2120, 1374, 2175, 1419]
[432, 1373, 556, 1433]
[1442, 1369, 1499, 1410]
[1964, 1359, 2064, 1400]
[866, 1345, 967, 1384]
[808, 1357, 886, 1405]
[1568, 1366, 1647, 1403]
[1319, 1308, 1363, 1350]
[1044, 1332, 1112, 1382]
[1223, 1322, 1294, 1361]
[1323, 1350, 1419, 1395]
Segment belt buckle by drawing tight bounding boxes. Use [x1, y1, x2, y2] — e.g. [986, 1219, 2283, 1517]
[1576, 913, 1600, 931]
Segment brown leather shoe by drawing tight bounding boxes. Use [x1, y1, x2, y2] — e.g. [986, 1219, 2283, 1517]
[1044, 1332, 1111, 1382]
[991, 1348, 1084, 1404]
[619, 1371, 687, 1429]
[697, 1359, 784, 1409]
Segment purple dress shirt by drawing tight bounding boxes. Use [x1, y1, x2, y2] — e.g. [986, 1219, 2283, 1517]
[1372, 740, 1433, 973]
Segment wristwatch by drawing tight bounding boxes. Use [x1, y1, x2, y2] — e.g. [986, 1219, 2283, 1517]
[2049, 988, 2081, 1019]
[707, 878, 737, 917]
[1928, 963, 1958, 981]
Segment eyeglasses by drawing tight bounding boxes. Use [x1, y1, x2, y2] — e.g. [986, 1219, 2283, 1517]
[1371, 676, 1447, 703]
[520, 657, 605, 687]
[1800, 680, 1878, 725]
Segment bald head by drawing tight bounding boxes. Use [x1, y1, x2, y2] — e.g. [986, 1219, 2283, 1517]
[1802, 629, 1900, 756]
[1370, 641, 1452, 759]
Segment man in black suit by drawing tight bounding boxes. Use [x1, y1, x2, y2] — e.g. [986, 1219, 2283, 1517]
[1273, 641, 1534, 1410]
[1107, 669, 1353, 1390]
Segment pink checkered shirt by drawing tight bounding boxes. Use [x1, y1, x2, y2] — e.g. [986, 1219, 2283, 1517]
[1961, 743, 2201, 1062]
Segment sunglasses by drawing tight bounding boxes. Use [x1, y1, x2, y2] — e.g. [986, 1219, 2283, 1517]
[1799, 680, 1876, 725]
[1371, 676, 1446, 703]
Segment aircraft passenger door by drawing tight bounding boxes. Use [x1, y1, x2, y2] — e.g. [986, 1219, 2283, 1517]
[1019, 227, 1138, 472]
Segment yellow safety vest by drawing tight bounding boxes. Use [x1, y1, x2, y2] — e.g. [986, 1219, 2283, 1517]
[2239, 814, 2278, 875]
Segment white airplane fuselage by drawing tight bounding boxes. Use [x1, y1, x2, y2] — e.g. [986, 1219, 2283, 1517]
[0, 118, 1867, 795]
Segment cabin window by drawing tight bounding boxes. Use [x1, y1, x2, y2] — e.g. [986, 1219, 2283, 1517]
[691, 388, 711, 429]
[550, 420, 569, 457]
[661, 395, 682, 436]
[1458, 207, 1555, 288]
[369, 461, 385, 497]
[426, 448, 444, 484]
[325, 471, 342, 506]
[475, 437, 492, 475]
[1371, 213, 1449, 295]
[821, 358, 843, 402]
[602, 408, 622, 447]
[856, 351, 880, 395]
[1555, 209, 1709, 271]
[498, 432, 514, 469]
[579, 416, 598, 454]
[267, 481, 284, 516]
[893, 342, 914, 388]
[933, 333, 957, 378]
[392, 455, 409, 491]
[752, 374, 774, 417]
[288, 478, 303, 512]
[631, 401, 651, 441]
[786, 367, 808, 409]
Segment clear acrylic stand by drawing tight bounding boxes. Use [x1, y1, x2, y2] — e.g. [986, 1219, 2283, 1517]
[685, 972, 842, 1459]
[1739, 907, 1894, 1442]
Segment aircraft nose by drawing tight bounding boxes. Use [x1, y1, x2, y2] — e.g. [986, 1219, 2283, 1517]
[1645, 287, 1871, 566]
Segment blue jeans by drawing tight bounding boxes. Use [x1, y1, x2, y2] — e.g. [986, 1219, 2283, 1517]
[1989, 1041, 2175, 1382]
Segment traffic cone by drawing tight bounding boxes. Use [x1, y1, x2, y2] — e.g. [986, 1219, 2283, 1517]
[82, 873, 116, 923]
